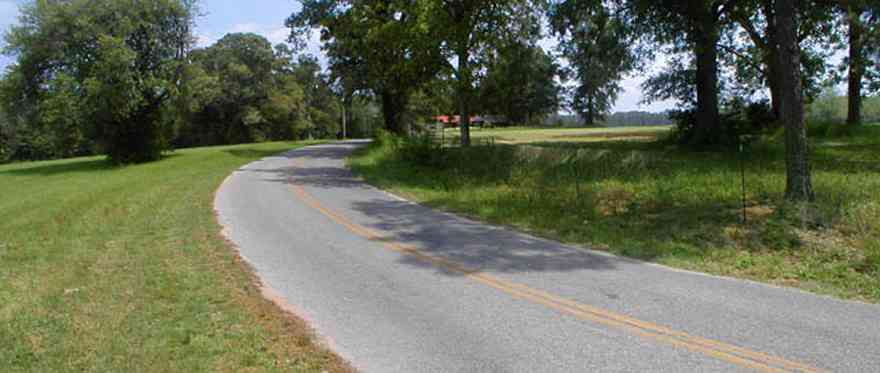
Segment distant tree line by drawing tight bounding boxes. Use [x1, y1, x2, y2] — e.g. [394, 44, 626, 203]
[604, 111, 673, 127]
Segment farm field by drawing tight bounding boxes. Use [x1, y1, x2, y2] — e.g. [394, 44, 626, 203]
[0, 142, 351, 373]
[351, 125, 880, 302]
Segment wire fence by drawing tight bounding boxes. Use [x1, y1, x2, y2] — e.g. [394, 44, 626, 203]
[425, 124, 498, 148]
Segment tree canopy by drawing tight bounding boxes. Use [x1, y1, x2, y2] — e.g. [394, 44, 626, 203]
[550, 0, 640, 125]
[477, 42, 563, 125]
[2, 0, 196, 163]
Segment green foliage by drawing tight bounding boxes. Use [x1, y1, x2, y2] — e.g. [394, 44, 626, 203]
[807, 92, 880, 124]
[287, 0, 445, 134]
[667, 100, 774, 149]
[2, 0, 196, 164]
[550, 0, 639, 125]
[477, 42, 562, 125]
[178, 33, 310, 146]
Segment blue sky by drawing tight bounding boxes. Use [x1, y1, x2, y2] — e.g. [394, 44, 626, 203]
[0, 0, 674, 113]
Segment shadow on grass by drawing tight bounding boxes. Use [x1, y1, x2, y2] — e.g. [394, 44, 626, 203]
[1, 159, 114, 177]
[0, 153, 187, 177]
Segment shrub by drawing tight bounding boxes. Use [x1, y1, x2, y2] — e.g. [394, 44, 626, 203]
[399, 134, 445, 166]
[667, 101, 777, 150]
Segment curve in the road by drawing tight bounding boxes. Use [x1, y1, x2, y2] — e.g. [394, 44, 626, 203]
[288, 175, 813, 373]
[215, 141, 880, 373]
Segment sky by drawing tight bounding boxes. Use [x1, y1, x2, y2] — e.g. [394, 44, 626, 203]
[0, 0, 676, 113]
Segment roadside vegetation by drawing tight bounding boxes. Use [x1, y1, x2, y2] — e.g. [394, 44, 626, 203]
[444, 126, 670, 144]
[0, 142, 351, 372]
[351, 126, 880, 302]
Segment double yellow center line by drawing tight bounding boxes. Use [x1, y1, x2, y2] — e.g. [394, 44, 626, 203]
[286, 160, 821, 373]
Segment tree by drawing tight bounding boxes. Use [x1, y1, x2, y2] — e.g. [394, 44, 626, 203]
[550, 0, 639, 125]
[836, 0, 880, 125]
[293, 55, 342, 138]
[184, 33, 279, 145]
[776, 0, 815, 201]
[2, 0, 196, 164]
[426, 0, 542, 145]
[179, 34, 320, 146]
[287, 0, 444, 135]
[477, 42, 563, 125]
[728, 0, 837, 121]
[631, 0, 736, 147]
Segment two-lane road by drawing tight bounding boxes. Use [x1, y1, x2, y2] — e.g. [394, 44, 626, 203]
[215, 141, 880, 372]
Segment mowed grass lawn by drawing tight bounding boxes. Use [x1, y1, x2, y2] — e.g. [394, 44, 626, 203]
[351, 126, 880, 302]
[0, 142, 351, 372]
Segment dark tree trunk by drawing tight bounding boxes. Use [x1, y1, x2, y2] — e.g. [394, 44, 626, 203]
[776, 0, 814, 202]
[457, 46, 472, 146]
[380, 90, 406, 135]
[847, 5, 864, 126]
[690, 4, 721, 147]
[585, 94, 595, 126]
[763, 1, 783, 122]
[736, 2, 783, 122]
[768, 68, 783, 121]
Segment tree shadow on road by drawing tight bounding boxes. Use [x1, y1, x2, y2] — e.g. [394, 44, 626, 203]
[349, 197, 619, 276]
[242, 141, 620, 276]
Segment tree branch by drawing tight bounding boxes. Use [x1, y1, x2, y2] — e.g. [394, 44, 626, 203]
[719, 43, 766, 75]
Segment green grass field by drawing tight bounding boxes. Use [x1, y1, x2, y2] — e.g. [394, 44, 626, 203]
[351, 126, 880, 302]
[0, 142, 351, 372]
[441, 126, 671, 144]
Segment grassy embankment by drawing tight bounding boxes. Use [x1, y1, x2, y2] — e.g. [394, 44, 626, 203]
[0, 142, 352, 372]
[350, 125, 880, 302]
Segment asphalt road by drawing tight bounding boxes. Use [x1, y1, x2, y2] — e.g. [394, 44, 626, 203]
[215, 141, 880, 373]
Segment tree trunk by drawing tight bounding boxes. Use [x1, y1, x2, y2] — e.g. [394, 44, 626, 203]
[585, 94, 595, 126]
[690, 5, 721, 147]
[457, 47, 472, 146]
[776, 0, 814, 202]
[764, 50, 783, 121]
[380, 90, 405, 135]
[847, 5, 864, 126]
[763, 1, 783, 122]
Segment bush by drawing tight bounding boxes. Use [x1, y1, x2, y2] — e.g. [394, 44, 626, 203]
[399, 134, 445, 166]
[667, 101, 776, 150]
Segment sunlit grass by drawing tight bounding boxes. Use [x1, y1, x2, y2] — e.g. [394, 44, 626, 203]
[351, 127, 880, 302]
[0, 142, 351, 372]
